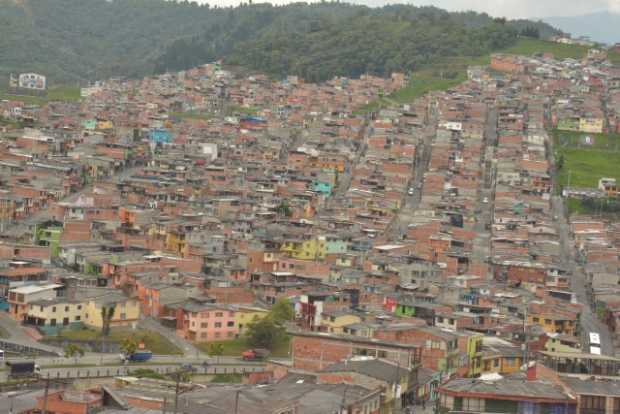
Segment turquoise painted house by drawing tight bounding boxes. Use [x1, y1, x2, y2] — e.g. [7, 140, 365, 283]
[324, 236, 348, 255]
[82, 119, 97, 130]
[311, 180, 332, 195]
[149, 128, 173, 144]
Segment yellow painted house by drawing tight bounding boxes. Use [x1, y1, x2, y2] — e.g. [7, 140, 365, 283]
[320, 310, 362, 334]
[84, 292, 140, 329]
[480, 339, 523, 376]
[528, 312, 576, 336]
[545, 334, 581, 353]
[165, 229, 187, 257]
[234, 306, 269, 336]
[96, 120, 114, 130]
[579, 117, 604, 133]
[24, 289, 140, 333]
[280, 236, 326, 260]
[26, 300, 85, 334]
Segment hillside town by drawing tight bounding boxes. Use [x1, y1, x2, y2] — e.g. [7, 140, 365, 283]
[0, 45, 619, 414]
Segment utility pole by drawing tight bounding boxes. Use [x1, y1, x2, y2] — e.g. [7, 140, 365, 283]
[393, 352, 402, 412]
[41, 376, 50, 414]
[172, 366, 194, 414]
[234, 388, 241, 414]
[173, 374, 181, 414]
[339, 384, 348, 414]
[522, 304, 528, 367]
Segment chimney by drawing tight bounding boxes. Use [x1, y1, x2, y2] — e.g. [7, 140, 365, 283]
[526, 361, 537, 381]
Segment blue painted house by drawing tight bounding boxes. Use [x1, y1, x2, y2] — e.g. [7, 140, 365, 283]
[149, 128, 173, 144]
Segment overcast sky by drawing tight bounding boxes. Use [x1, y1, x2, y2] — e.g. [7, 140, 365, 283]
[197, 0, 620, 18]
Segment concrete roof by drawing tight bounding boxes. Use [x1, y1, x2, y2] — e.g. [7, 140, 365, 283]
[562, 376, 620, 397]
[440, 377, 573, 403]
[322, 357, 411, 383]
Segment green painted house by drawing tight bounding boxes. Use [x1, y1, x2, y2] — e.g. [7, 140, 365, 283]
[34, 221, 63, 258]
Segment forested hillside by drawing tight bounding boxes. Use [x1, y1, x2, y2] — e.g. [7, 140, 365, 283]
[0, 0, 560, 83]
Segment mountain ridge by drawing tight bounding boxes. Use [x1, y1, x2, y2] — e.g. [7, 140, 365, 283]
[0, 0, 561, 83]
[544, 11, 620, 45]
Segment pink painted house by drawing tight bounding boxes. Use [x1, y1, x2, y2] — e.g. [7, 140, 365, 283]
[175, 303, 238, 342]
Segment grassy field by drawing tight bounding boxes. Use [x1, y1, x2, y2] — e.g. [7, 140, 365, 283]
[553, 129, 620, 190]
[609, 50, 620, 65]
[553, 129, 620, 152]
[556, 149, 620, 189]
[356, 38, 591, 114]
[0, 85, 81, 105]
[169, 111, 213, 121]
[227, 104, 258, 116]
[500, 38, 589, 60]
[53, 327, 182, 355]
[196, 336, 291, 358]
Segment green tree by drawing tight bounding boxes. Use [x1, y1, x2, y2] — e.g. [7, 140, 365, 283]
[275, 200, 292, 217]
[557, 154, 564, 170]
[100, 305, 115, 337]
[269, 297, 294, 325]
[63, 344, 85, 364]
[208, 343, 224, 357]
[121, 337, 138, 355]
[245, 318, 285, 349]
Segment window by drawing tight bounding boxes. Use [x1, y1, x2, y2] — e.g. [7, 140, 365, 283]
[65, 306, 70, 312]
[462, 398, 484, 412]
[545, 319, 552, 324]
[227, 321, 234, 327]
[582, 396, 605, 411]
[493, 359, 499, 367]
[215, 312, 223, 317]
[52, 307, 56, 313]
[533, 317, 539, 323]
[75, 316, 81, 321]
[40, 306, 44, 312]
[120, 313, 126, 320]
[214, 332, 221, 338]
[227, 332, 234, 338]
[201, 323, 208, 328]
[440, 395, 454, 411]
[215, 322, 222, 328]
[201, 332, 207, 338]
[50, 319, 56, 326]
[77, 305, 82, 310]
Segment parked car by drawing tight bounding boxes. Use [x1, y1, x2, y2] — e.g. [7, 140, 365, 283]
[242, 348, 270, 361]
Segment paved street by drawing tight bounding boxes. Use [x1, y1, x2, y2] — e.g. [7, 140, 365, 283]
[552, 195, 615, 355]
[547, 131, 615, 356]
[472, 108, 497, 270]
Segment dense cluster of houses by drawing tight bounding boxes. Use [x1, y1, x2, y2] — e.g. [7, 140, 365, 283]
[0, 49, 620, 414]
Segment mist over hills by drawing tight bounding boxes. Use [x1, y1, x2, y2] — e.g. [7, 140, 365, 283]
[544, 11, 620, 45]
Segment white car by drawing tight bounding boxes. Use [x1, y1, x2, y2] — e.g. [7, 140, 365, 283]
[408, 188, 414, 195]
[482, 197, 489, 204]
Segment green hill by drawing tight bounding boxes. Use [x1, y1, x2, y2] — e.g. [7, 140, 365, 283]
[0, 0, 561, 83]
